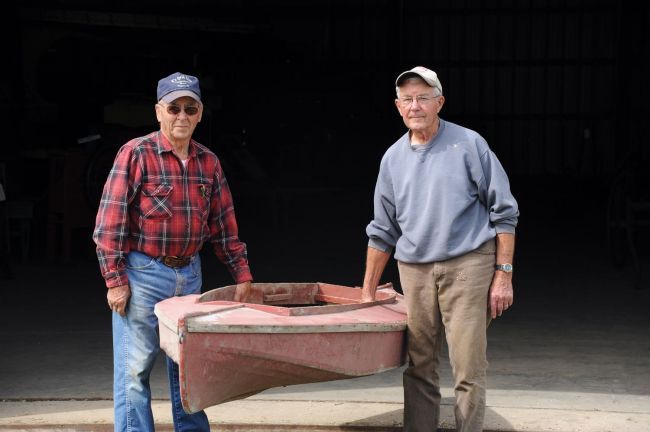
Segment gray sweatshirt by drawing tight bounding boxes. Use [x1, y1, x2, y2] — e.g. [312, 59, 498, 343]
[366, 119, 519, 263]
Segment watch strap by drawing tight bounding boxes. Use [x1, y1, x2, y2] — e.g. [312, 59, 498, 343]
[495, 263, 514, 272]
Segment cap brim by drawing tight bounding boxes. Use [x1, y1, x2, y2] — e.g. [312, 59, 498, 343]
[159, 90, 201, 103]
[396, 71, 435, 87]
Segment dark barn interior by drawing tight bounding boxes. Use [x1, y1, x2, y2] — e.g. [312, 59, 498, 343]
[1, 1, 650, 425]
[2, 0, 649, 283]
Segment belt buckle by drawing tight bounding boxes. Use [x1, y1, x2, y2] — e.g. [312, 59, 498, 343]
[163, 256, 190, 268]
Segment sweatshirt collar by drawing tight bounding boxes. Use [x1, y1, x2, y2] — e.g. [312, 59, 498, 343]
[409, 118, 446, 151]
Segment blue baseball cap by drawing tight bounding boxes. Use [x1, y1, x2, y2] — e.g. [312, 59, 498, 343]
[157, 72, 201, 103]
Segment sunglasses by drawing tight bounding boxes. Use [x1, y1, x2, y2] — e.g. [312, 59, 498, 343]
[163, 104, 200, 116]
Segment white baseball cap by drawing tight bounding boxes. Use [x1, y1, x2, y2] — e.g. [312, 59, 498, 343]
[395, 66, 443, 94]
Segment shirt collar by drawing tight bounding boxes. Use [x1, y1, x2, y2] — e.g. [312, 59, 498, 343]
[156, 131, 204, 158]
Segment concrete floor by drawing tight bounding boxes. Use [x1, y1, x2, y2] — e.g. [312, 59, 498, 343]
[1, 183, 649, 431]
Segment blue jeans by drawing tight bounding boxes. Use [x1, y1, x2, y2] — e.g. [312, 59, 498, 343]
[112, 251, 210, 432]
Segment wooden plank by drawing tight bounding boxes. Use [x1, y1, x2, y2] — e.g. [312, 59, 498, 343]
[263, 293, 292, 302]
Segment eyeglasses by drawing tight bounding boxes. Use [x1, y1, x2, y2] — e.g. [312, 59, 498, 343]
[399, 95, 439, 107]
[161, 104, 200, 116]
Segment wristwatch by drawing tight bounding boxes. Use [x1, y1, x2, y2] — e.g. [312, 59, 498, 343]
[495, 263, 514, 273]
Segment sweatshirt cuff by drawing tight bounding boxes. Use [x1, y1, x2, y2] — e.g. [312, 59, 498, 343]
[368, 237, 394, 253]
[495, 223, 516, 235]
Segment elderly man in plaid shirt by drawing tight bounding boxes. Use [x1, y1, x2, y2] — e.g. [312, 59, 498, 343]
[93, 72, 252, 432]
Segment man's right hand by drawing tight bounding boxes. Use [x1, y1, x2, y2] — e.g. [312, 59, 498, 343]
[361, 247, 391, 302]
[361, 287, 376, 302]
[107, 284, 131, 317]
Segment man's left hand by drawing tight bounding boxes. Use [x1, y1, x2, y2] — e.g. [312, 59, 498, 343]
[489, 272, 513, 319]
[234, 281, 252, 302]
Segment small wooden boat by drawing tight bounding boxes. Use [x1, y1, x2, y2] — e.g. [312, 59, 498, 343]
[155, 282, 407, 414]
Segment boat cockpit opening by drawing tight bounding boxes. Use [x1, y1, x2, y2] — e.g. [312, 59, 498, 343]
[196, 282, 397, 316]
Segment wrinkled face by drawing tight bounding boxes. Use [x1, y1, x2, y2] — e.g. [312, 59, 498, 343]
[155, 96, 203, 142]
[395, 79, 444, 135]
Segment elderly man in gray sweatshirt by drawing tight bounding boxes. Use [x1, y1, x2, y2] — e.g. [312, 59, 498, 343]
[361, 66, 519, 432]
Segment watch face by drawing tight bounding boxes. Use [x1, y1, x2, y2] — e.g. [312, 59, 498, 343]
[497, 263, 513, 272]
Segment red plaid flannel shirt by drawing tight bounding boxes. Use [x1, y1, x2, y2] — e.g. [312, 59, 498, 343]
[93, 131, 252, 288]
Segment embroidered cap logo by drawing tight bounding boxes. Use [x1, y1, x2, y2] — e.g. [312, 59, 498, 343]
[170, 75, 194, 89]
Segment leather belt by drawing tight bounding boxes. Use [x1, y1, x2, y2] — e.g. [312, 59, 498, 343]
[160, 256, 192, 268]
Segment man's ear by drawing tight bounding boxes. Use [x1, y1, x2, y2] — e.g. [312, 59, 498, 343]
[395, 99, 403, 116]
[436, 95, 445, 114]
[155, 104, 163, 122]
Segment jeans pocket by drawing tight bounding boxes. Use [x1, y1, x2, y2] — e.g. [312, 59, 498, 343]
[190, 256, 202, 279]
[126, 251, 157, 270]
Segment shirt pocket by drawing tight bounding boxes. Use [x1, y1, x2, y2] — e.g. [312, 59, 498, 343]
[197, 183, 212, 218]
[140, 183, 173, 219]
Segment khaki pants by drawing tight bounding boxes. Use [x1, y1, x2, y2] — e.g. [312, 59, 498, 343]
[399, 239, 495, 432]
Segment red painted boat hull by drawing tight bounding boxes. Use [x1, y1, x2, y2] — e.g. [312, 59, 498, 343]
[155, 283, 407, 413]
